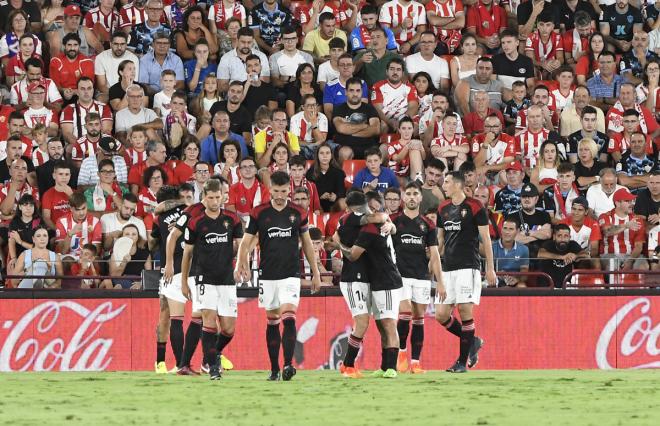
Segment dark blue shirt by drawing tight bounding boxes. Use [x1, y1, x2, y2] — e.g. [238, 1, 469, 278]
[352, 166, 399, 193]
[248, 3, 292, 47]
[183, 59, 217, 95]
[492, 240, 529, 272]
[128, 23, 172, 56]
[200, 132, 248, 165]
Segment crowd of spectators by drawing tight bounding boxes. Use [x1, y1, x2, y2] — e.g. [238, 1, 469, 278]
[0, 0, 659, 289]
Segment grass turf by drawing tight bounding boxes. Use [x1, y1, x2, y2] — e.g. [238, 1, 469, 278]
[0, 370, 658, 426]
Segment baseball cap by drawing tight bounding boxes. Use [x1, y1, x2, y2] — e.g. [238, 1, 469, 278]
[520, 183, 539, 197]
[506, 161, 523, 172]
[613, 188, 636, 203]
[64, 5, 82, 16]
[99, 136, 121, 153]
[572, 196, 589, 209]
[27, 81, 46, 93]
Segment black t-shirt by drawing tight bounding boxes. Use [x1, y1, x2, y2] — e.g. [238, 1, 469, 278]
[633, 188, 660, 219]
[390, 212, 437, 280]
[568, 130, 609, 159]
[8, 216, 44, 258]
[185, 209, 243, 285]
[306, 165, 346, 212]
[492, 53, 535, 82]
[517, 0, 561, 27]
[246, 201, 308, 280]
[337, 212, 369, 282]
[124, 247, 151, 276]
[286, 84, 324, 113]
[241, 83, 277, 117]
[36, 159, 78, 197]
[152, 205, 186, 275]
[540, 240, 582, 288]
[437, 197, 489, 271]
[332, 102, 379, 157]
[574, 161, 605, 193]
[354, 223, 403, 291]
[601, 4, 644, 42]
[0, 156, 35, 185]
[0, 1, 41, 30]
[554, 0, 598, 30]
[208, 100, 253, 136]
[509, 208, 552, 258]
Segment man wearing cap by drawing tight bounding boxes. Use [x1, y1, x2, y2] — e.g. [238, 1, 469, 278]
[599, 188, 646, 271]
[616, 131, 659, 193]
[49, 33, 95, 102]
[585, 168, 624, 218]
[509, 182, 552, 269]
[78, 136, 129, 188]
[494, 161, 525, 217]
[138, 31, 185, 95]
[559, 196, 601, 269]
[542, 162, 580, 223]
[9, 57, 62, 112]
[23, 82, 59, 137]
[47, 5, 103, 59]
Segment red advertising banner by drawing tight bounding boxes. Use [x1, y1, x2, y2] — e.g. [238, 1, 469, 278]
[0, 296, 658, 372]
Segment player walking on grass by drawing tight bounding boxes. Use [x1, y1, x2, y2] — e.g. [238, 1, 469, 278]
[160, 185, 233, 375]
[341, 198, 404, 379]
[334, 191, 393, 378]
[235, 171, 321, 381]
[391, 182, 445, 374]
[435, 172, 496, 373]
[180, 178, 243, 380]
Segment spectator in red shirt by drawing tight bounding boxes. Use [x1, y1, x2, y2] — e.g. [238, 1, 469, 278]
[55, 192, 102, 258]
[49, 33, 95, 102]
[599, 188, 646, 271]
[465, 0, 507, 54]
[127, 140, 175, 194]
[42, 161, 74, 229]
[5, 34, 42, 87]
[0, 158, 39, 224]
[226, 156, 269, 221]
[463, 91, 504, 137]
[289, 155, 321, 215]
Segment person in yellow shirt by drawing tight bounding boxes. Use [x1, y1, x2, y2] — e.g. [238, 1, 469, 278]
[255, 109, 301, 168]
[302, 12, 348, 63]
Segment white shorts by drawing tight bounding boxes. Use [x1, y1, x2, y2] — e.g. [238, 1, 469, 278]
[193, 283, 238, 317]
[436, 269, 482, 305]
[159, 273, 191, 304]
[401, 278, 432, 305]
[258, 278, 301, 311]
[370, 288, 402, 321]
[340, 281, 371, 317]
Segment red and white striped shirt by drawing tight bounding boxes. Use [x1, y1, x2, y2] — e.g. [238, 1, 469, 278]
[598, 211, 645, 255]
[0, 182, 39, 223]
[71, 136, 100, 162]
[371, 80, 418, 120]
[84, 6, 120, 35]
[525, 31, 563, 62]
[607, 133, 654, 155]
[379, 0, 427, 44]
[289, 111, 329, 143]
[31, 146, 48, 167]
[208, 0, 247, 30]
[123, 147, 148, 168]
[560, 216, 602, 254]
[561, 28, 589, 62]
[470, 133, 516, 163]
[426, 0, 463, 40]
[516, 128, 550, 169]
[119, 4, 147, 29]
[297, 1, 350, 29]
[10, 77, 62, 106]
[387, 138, 411, 176]
[606, 102, 658, 135]
[60, 101, 113, 140]
[55, 213, 102, 258]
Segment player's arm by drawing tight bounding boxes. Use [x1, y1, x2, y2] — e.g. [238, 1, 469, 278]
[180, 243, 194, 300]
[437, 227, 445, 256]
[359, 212, 397, 235]
[300, 230, 322, 293]
[155, 199, 184, 215]
[163, 227, 183, 282]
[235, 231, 255, 283]
[428, 244, 446, 301]
[478, 224, 497, 287]
[340, 243, 365, 262]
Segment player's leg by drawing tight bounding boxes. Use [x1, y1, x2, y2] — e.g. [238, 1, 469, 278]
[265, 308, 282, 380]
[167, 299, 186, 371]
[200, 308, 221, 380]
[277, 278, 301, 381]
[447, 269, 483, 373]
[155, 296, 170, 374]
[397, 279, 413, 372]
[409, 301, 427, 373]
[339, 282, 370, 377]
[215, 285, 238, 372]
[178, 279, 204, 375]
[434, 271, 462, 337]
[372, 288, 401, 378]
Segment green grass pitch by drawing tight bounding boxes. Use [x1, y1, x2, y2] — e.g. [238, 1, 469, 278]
[1, 370, 658, 426]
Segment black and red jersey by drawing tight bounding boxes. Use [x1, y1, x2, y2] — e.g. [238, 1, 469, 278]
[185, 209, 243, 285]
[152, 205, 186, 275]
[390, 212, 437, 280]
[246, 201, 308, 280]
[354, 223, 403, 291]
[337, 212, 369, 283]
[437, 197, 488, 271]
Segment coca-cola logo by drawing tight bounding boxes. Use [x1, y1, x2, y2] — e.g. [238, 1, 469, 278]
[596, 297, 660, 369]
[0, 301, 126, 372]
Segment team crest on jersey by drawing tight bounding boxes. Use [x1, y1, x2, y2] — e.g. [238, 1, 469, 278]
[223, 219, 231, 229]
[419, 223, 426, 232]
[289, 214, 296, 223]
[240, 196, 247, 205]
[461, 208, 467, 217]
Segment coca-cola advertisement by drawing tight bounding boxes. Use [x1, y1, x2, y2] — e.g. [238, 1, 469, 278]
[0, 296, 658, 372]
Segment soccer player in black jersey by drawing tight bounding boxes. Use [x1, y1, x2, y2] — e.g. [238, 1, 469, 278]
[334, 190, 393, 378]
[391, 182, 445, 374]
[181, 178, 244, 380]
[151, 186, 192, 374]
[435, 172, 496, 373]
[341, 198, 404, 379]
[235, 171, 321, 381]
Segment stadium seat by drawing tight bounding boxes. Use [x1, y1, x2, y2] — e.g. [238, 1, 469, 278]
[309, 213, 326, 237]
[618, 273, 645, 287]
[572, 270, 606, 288]
[379, 133, 399, 145]
[323, 212, 342, 238]
[343, 159, 365, 189]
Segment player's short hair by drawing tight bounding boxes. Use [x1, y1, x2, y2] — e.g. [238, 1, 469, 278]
[157, 186, 181, 203]
[281, 25, 297, 36]
[426, 158, 446, 172]
[384, 187, 401, 198]
[63, 32, 81, 46]
[476, 56, 493, 66]
[293, 186, 309, 197]
[239, 156, 256, 167]
[599, 50, 616, 62]
[533, 84, 550, 95]
[289, 155, 307, 168]
[69, 192, 87, 208]
[85, 112, 101, 123]
[308, 226, 323, 241]
[237, 27, 254, 38]
[270, 171, 290, 186]
[123, 193, 138, 204]
[538, 10, 555, 24]
[328, 37, 346, 50]
[245, 53, 261, 64]
[111, 30, 128, 42]
[9, 111, 24, 122]
[179, 182, 194, 193]
[25, 57, 43, 71]
[557, 162, 575, 174]
[360, 4, 378, 15]
[364, 146, 382, 159]
[346, 190, 367, 207]
[345, 77, 363, 90]
[386, 57, 405, 70]
[499, 29, 518, 41]
[446, 171, 465, 187]
[203, 178, 222, 195]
